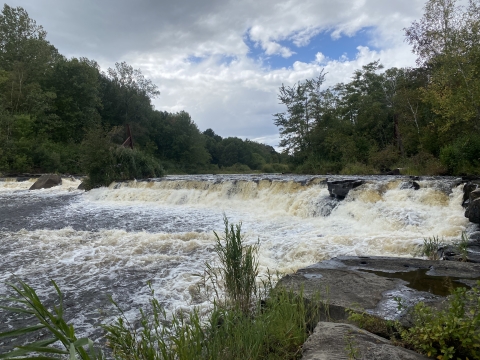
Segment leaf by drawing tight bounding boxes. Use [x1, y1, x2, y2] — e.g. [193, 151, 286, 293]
[73, 337, 90, 347]
[0, 324, 45, 338]
[69, 343, 76, 360]
[17, 345, 68, 354]
[0, 305, 36, 315]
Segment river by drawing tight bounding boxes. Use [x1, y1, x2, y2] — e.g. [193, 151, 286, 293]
[0, 174, 471, 342]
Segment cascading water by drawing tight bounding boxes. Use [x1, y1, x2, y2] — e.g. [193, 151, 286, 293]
[0, 174, 472, 341]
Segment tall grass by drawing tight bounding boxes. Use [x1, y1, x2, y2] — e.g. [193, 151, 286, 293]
[420, 235, 443, 260]
[205, 217, 259, 313]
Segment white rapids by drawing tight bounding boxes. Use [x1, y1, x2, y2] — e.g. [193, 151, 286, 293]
[0, 174, 472, 340]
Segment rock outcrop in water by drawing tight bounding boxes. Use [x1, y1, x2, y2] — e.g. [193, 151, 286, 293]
[29, 174, 62, 190]
[463, 181, 480, 224]
[327, 179, 363, 199]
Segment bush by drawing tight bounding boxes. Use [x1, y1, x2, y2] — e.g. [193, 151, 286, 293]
[440, 136, 480, 175]
[420, 236, 444, 260]
[400, 151, 446, 176]
[81, 127, 163, 189]
[205, 218, 259, 313]
[261, 163, 289, 173]
[340, 162, 379, 175]
[369, 145, 400, 172]
[400, 283, 480, 360]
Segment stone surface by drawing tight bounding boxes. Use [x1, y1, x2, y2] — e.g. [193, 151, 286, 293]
[77, 181, 86, 190]
[463, 182, 479, 207]
[466, 198, 480, 224]
[400, 181, 420, 190]
[302, 322, 429, 360]
[327, 179, 363, 199]
[470, 231, 480, 241]
[470, 188, 480, 201]
[29, 174, 62, 190]
[279, 256, 480, 321]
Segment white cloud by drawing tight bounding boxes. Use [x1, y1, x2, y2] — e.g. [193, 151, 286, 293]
[8, 0, 425, 146]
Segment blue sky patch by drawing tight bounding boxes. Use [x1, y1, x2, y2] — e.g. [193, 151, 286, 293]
[245, 27, 377, 69]
[187, 55, 204, 64]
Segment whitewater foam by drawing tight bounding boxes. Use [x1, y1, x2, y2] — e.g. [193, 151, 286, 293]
[0, 175, 472, 340]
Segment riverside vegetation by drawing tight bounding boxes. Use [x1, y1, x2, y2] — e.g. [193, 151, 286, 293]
[347, 282, 480, 360]
[0, 4, 288, 183]
[2, 0, 480, 183]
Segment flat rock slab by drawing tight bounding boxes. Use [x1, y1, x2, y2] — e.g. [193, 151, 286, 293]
[278, 256, 480, 320]
[29, 174, 62, 190]
[302, 322, 428, 360]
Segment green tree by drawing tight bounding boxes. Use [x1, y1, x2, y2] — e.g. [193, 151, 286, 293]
[273, 71, 326, 159]
[405, 0, 480, 132]
[41, 57, 102, 143]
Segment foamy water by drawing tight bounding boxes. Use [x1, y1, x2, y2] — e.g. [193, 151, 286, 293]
[0, 175, 472, 341]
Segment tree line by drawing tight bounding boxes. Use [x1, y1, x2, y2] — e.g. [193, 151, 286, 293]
[274, 0, 480, 175]
[0, 4, 287, 187]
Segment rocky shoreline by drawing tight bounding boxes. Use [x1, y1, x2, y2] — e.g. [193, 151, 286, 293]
[280, 255, 480, 359]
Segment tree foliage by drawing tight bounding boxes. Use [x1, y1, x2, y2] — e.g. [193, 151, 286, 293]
[0, 4, 286, 177]
[273, 0, 480, 175]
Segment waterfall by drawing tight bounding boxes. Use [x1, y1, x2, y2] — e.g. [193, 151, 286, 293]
[0, 174, 471, 339]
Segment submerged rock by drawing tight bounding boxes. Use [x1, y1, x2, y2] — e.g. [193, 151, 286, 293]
[29, 174, 62, 190]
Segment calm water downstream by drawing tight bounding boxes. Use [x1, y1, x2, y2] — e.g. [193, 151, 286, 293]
[0, 174, 472, 342]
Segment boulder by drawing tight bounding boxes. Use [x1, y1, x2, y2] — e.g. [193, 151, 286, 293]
[302, 322, 428, 360]
[463, 182, 479, 207]
[29, 174, 62, 190]
[77, 181, 86, 190]
[400, 181, 420, 190]
[465, 198, 480, 224]
[470, 231, 480, 241]
[327, 179, 363, 199]
[470, 188, 480, 202]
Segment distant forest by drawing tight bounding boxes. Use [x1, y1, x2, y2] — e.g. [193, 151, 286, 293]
[1, 0, 479, 183]
[274, 0, 480, 176]
[0, 4, 287, 185]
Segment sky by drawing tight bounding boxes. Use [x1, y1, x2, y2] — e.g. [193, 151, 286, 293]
[7, 0, 425, 148]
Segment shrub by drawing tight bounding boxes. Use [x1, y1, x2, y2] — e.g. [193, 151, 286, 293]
[369, 144, 400, 172]
[347, 309, 398, 340]
[262, 163, 289, 173]
[81, 126, 163, 189]
[340, 162, 379, 175]
[440, 136, 480, 175]
[400, 283, 480, 360]
[400, 151, 446, 176]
